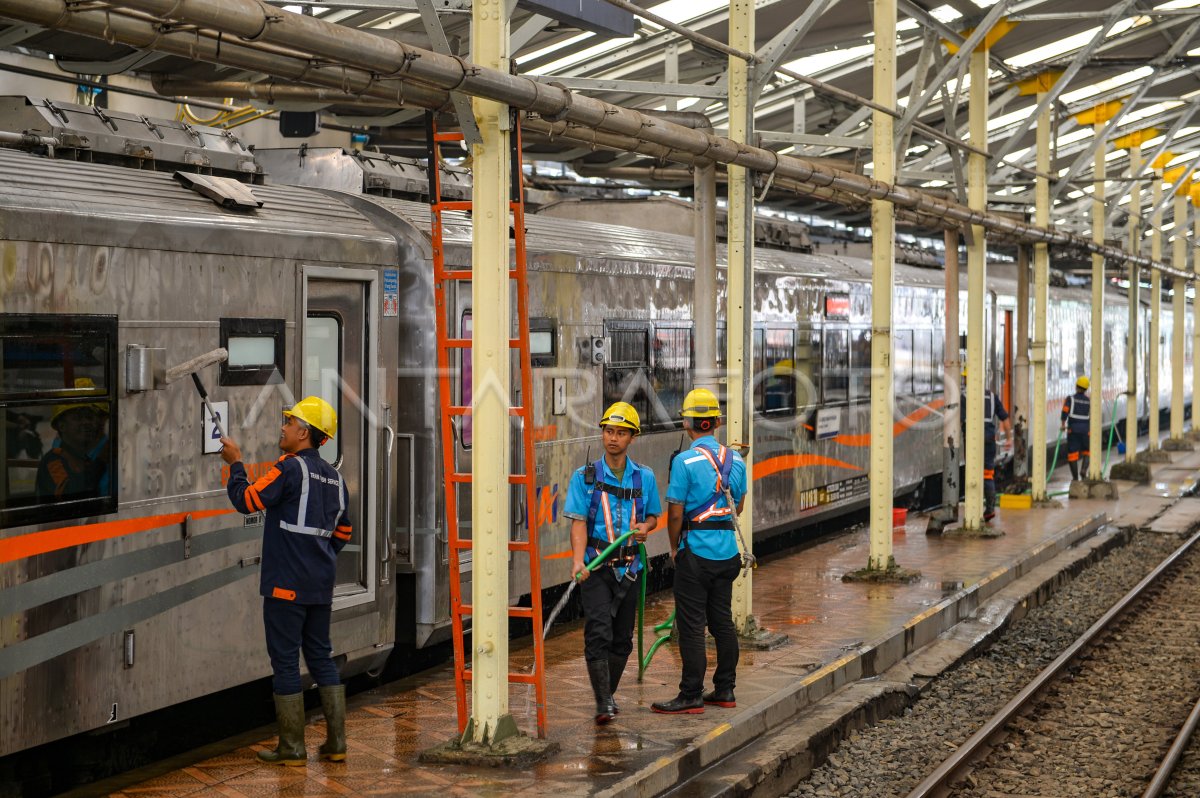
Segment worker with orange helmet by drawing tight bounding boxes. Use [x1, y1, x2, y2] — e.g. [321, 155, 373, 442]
[563, 401, 661, 724]
[651, 387, 747, 715]
[220, 396, 351, 767]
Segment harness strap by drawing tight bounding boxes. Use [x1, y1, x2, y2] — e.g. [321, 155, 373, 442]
[584, 459, 645, 568]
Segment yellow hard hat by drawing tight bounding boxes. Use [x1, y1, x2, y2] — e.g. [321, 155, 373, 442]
[961, 367, 968, 378]
[599, 401, 640, 434]
[284, 396, 338, 440]
[681, 387, 722, 418]
[51, 377, 107, 426]
[1076, 375, 1090, 390]
[773, 358, 795, 377]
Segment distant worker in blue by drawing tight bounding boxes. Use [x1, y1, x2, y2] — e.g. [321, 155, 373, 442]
[652, 388, 747, 715]
[221, 396, 351, 767]
[962, 369, 1012, 522]
[1061, 376, 1091, 481]
[565, 402, 661, 725]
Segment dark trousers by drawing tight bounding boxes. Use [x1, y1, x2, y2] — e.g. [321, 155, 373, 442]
[984, 438, 997, 508]
[580, 566, 638, 663]
[263, 597, 340, 695]
[673, 548, 741, 699]
[1067, 431, 1089, 460]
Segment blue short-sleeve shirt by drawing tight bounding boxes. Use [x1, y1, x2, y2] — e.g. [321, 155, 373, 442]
[564, 457, 661, 578]
[666, 435, 747, 561]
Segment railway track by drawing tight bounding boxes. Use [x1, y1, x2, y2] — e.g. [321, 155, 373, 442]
[906, 529, 1200, 798]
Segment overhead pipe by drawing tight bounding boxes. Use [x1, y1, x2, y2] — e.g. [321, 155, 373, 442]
[1, 0, 1192, 280]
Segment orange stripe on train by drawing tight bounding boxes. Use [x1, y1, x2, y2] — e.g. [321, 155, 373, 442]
[0, 509, 235, 565]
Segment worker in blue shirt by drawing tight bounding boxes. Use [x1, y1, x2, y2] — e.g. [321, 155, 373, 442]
[221, 396, 351, 767]
[652, 388, 747, 715]
[564, 402, 661, 724]
[1061, 376, 1091, 481]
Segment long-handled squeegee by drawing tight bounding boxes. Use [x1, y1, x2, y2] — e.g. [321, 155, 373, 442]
[164, 348, 230, 439]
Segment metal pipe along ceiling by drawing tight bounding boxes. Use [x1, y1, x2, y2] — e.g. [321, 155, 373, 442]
[1, 0, 1191, 279]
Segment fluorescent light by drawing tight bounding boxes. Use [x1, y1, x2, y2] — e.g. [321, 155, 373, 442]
[516, 32, 594, 66]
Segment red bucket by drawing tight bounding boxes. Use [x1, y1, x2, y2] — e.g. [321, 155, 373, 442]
[892, 508, 908, 530]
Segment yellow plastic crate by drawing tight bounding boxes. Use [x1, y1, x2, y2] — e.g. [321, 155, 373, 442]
[998, 493, 1032, 509]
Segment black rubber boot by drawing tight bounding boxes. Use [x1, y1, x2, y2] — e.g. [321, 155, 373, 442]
[257, 693, 307, 766]
[651, 693, 704, 714]
[983, 491, 996, 522]
[703, 688, 736, 708]
[608, 655, 628, 714]
[1069, 460, 1079, 481]
[317, 684, 347, 762]
[1080, 456, 1090, 479]
[587, 659, 617, 725]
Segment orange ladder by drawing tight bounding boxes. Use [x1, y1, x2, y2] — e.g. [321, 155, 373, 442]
[425, 112, 547, 738]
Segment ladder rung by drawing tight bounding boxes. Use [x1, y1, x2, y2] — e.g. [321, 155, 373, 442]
[434, 132, 465, 142]
[461, 672, 541, 684]
[449, 406, 470, 416]
[443, 269, 472, 280]
[456, 604, 534, 619]
[450, 539, 472, 549]
[452, 540, 532, 552]
[436, 200, 472, 211]
[445, 338, 471, 348]
[508, 407, 528, 416]
[508, 474, 532, 484]
[508, 338, 520, 348]
[449, 472, 471, 483]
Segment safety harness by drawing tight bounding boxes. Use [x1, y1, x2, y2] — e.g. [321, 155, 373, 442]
[585, 459, 645, 570]
[682, 444, 736, 538]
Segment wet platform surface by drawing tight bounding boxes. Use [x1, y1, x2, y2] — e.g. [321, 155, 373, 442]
[102, 447, 1200, 798]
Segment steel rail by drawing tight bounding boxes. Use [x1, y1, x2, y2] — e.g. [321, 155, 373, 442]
[905, 527, 1200, 798]
[1142, 693, 1200, 798]
[1, 0, 1193, 278]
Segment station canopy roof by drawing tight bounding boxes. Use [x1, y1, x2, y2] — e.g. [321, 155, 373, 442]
[2, 0, 1199, 239]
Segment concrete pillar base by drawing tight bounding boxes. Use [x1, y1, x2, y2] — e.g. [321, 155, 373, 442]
[842, 558, 921, 583]
[1032, 498, 1065, 509]
[734, 628, 791, 651]
[1068, 479, 1118, 499]
[1108, 461, 1151, 483]
[924, 505, 958, 535]
[1141, 449, 1173, 463]
[1163, 437, 1194, 451]
[942, 523, 1005, 539]
[420, 717, 559, 767]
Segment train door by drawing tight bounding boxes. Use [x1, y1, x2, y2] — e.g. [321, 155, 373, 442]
[303, 268, 378, 607]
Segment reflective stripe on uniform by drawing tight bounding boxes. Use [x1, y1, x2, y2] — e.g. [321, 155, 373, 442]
[277, 456, 340, 538]
[1067, 395, 1089, 421]
[690, 446, 734, 524]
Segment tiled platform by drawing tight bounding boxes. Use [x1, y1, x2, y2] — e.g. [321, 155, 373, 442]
[97, 447, 1200, 798]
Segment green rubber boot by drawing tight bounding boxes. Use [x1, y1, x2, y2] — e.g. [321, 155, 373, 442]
[257, 693, 307, 766]
[317, 684, 347, 762]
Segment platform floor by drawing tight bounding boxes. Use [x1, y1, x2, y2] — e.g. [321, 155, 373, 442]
[100, 447, 1200, 798]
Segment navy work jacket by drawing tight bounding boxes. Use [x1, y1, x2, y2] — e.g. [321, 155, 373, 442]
[227, 447, 352, 605]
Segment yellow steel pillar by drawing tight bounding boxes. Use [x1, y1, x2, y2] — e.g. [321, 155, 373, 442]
[1193, 186, 1200, 436]
[1087, 123, 1106, 481]
[466, 0, 513, 746]
[1171, 188, 1187, 440]
[1150, 161, 1165, 450]
[1031, 92, 1051, 501]
[727, 0, 756, 633]
[963, 44, 989, 528]
[867, 0, 896, 567]
[1126, 144, 1141, 462]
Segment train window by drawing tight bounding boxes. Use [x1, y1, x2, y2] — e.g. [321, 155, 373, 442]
[933, 330, 945, 387]
[794, 327, 820, 407]
[1103, 325, 1114, 372]
[752, 328, 765, 411]
[760, 328, 796, 413]
[914, 330, 934, 394]
[603, 321, 651, 426]
[304, 314, 343, 464]
[849, 328, 871, 402]
[822, 328, 850, 403]
[1075, 325, 1086, 378]
[220, 318, 285, 386]
[651, 325, 693, 428]
[893, 330, 914, 396]
[530, 317, 557, 368]
[1, 314, 118, 529]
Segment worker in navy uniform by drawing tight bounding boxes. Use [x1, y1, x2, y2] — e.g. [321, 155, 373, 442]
[1061, 375, 1091, 481]
[961, 370, 1012, 522]
[652, 388, 747, 715]
[564, 402, 661, 724]
[220, 396, 351, 767]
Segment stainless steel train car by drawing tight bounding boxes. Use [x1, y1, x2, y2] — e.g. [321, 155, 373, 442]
[0, 142, 1187, 759]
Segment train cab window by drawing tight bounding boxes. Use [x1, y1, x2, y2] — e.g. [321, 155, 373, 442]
[1, 314, 118, 529]
[303, 314, 342, 465]
[914, 330, 934, 394]
[760, 328, 796, 413]
[849, 327, 871, 402]
[893, 330, 914, 397]
[603, 321, 651, 426]
[530, 317, 557, 368]
[220, 318, 285, 386]
[651, 325, 693, 428]
[822, 328, 850, 403]
[933, 330, 945, 387]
